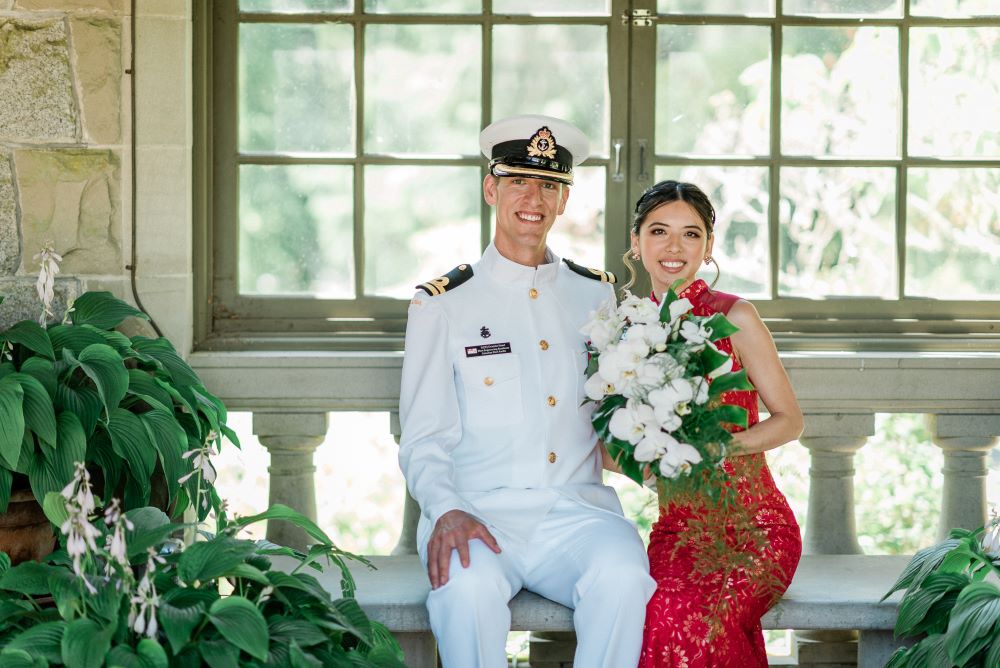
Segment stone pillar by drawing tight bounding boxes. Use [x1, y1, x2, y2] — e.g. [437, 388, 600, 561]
[389, 411, 421, 556]
[928, 414, 1000, 541]
[796, 413, 875, 667]
[253, 411, 328, 551]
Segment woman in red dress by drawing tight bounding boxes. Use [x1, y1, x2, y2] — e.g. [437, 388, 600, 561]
[626, 180, 804, 667]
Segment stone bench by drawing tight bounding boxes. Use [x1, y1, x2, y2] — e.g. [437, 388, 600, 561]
[294, 553, 911, 668]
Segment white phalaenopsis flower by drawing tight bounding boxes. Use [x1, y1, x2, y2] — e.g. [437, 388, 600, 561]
[624, 322, 669, 351]
[648, 379, 695, 430]
[598, 338, 650, 397]
[634, 428, 680, 463]
[665, 297, 693, 325]
[983, 517, 1000, 559]
[680, 319, 713, 346]
[619, 292, 661, 325]
[608, 399, 658, 445]
[34, 242, 62, 326]
[584, 372, 613, 401]
[581, 299, 624, 350]
[659, 440, 703, 479]
[633, 357, 667, 392]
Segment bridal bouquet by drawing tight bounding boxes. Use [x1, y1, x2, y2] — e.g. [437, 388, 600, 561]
[582, 283, 755, 500]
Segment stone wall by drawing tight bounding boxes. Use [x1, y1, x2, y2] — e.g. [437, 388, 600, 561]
[0, 0, 127, 327]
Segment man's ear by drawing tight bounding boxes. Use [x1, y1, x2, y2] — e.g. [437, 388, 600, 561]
[557, 184, 570, 215]
[483, 174, 499, 206]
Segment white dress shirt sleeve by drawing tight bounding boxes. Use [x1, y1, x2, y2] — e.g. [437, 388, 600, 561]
[398, 294, 474, 528]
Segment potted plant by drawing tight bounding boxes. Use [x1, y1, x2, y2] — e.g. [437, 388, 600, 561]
[0, 283, 232, 562]
[882, 518, 1000, 666]
[0, 463, 405, 666]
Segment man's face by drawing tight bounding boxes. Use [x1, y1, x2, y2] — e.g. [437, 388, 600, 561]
[483, 174, 570, 254]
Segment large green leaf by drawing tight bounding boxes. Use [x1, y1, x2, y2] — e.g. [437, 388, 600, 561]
[886, 538, 967, 599]
[87, 426, 122, 499]
[708, 369, 754, 397]
[9, 373, 57, 449]
[208, 596, 270, 661]
[702, 311, 740, 342]
[69, 292, 148, 330]
[140, 408, 187, 506]
[178, 536, 258, 583]
[132, 338, 201, 387]
[944, 580, 1000, 665]
[61, 617, 113, 668]
[20, 357, 56, 398]
[1, 321, 55, 361]
[0, 561, 58, 595]
[198, 639, 240, 668]
[105, 645, 151, 668]
[47, 568, 83, 621]
[895, 571, 971, 636]
[136, 639, 168, 668]
[53, 411, 87, 467]
[0, 376, 25, 469]
[324, 597, 373, 645]
[47, 325, 107, 359]
[0, 648, 46, 668]
[127, 370, 174, 412]
[77, 344, 129, 413]
[27, 448, 70, 507]
[42, 491, 70, 528]
[0, 466, 11, 514]
[55, 384, 103, 438]
[107, 408, 156, 505]
[232, 504, 336, 548]
[268, 617, 331, 649]
[158, 601, 206, 655]
[289, 642, 324, 668]
[124, 506, 175, 559]
[4, 621, 65, 662]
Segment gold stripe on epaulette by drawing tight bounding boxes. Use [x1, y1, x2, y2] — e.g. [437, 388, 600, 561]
[420, 276, 450, 296]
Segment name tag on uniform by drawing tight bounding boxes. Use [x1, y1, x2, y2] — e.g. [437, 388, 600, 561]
[465, 342, 512, 357]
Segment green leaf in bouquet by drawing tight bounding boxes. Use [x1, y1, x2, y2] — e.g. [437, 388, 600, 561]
[943, 580, 1000, 665]
[702, 312, 740, 342]
[208, 596, 270, 661]
[20, 357, 56, 399]
[61, 617, 114, 668]
[78, 344, 129, 414]
[592, 394, 627, 437]
[895, 571, 971, 637]
[603, 437, 645, 486]
[710, 404, 749, 430]
[0, 376, 26, 469]
[4, 620, 65, 662]
[69, 292, 148, 330]
[708, 369, 754, 398]
[699, 345, 731, 377]
[657, 280, 688, 323]
[1, 321, 55, 361]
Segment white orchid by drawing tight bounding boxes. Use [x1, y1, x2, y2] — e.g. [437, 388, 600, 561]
[665, 297, 693, 325]
[619, 292, 662, 325]
[648, 379, 695, 429]
[634, 428, 679, 463]
[624, 322, 669, 351]
[680, 319, 713, 346]
[608, 399, 658, 445]
[692, 378, 711, 405]
[581, 299, 624, 350]
[584, 372, 614, 401]
[598, 338, 650, 397]
[659, 440, 704, 479]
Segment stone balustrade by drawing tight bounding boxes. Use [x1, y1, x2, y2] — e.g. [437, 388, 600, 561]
[191, 350, 1000, 664]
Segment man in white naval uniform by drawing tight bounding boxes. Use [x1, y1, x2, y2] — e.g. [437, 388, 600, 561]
[398, 115, 655, 668]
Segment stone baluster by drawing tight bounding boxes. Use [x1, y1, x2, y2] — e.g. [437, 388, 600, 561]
[928, 414, 1000, 541]
[390, 411, 421, 556]
[253, 411, 328, 551]
[796, 413, 875, 667]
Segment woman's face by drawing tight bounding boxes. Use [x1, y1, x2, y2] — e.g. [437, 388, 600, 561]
[631, 200, 713, 297]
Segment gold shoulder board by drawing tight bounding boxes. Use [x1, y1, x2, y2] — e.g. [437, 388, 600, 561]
[563, 258, 617, 284]
[416, 263, 474, 296]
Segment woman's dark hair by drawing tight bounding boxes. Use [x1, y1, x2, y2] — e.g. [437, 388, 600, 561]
[632, 180, 716, 236]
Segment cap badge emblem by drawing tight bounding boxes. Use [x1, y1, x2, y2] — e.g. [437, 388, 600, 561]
[526, 127, 557, 160]
[480, 326, 491, 339]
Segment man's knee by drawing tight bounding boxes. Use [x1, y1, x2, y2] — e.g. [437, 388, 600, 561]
[427, 543, 514, 613]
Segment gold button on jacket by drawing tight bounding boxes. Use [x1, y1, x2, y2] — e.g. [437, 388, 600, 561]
[547, 396, 557, 406]
[548, 452, 557, 463]
[528, 287, 539, 299]
[483, 376, 494, 386]
[539, 339, 549, 350]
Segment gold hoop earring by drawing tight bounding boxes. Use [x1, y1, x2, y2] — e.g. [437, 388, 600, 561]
[706, 256, 721, 288]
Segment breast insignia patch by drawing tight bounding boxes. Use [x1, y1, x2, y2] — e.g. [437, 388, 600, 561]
[563, 258, 617, 284]
[416, 263, 474, 296]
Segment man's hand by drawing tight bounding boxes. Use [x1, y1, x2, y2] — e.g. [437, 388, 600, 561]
[427, 509, 501, 589]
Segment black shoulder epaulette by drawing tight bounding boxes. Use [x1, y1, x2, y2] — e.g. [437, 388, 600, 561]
[563, 258, 617, 284]
[416, 264, 474, 296]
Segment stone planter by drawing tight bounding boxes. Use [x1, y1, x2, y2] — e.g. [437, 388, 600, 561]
[0, 490, 57, 565]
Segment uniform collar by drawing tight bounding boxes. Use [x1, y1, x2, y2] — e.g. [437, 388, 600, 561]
[481, 242, 561, 287]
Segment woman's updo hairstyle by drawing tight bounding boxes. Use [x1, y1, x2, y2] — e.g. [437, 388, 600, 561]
[622, 180, 718, 292]
[632, 180, 715, 236]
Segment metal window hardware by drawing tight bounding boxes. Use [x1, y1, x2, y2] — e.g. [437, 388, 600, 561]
[622, 8, 655, 26]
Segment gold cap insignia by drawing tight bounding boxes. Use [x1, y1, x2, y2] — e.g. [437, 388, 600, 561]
[526, 127, 558, 160]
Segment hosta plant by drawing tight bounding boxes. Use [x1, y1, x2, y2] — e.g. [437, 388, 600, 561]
[0, 291, 234, 522]
[883, 518, 1000, 667]
[0, 463, 404, 667]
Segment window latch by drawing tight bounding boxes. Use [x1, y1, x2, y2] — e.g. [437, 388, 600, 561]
[622, 9, 655, 27]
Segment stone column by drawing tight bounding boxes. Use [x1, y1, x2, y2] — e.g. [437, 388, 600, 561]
[796, 413, 875, 667]
[389, 411, 421, 556]
[928, 414, 1000, 541]
[253, 411, 329, 551]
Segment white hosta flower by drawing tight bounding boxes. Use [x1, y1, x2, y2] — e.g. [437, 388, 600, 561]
[648, 379, 695, 430]
[61, 462, 96, 516]
[608, 400, 658, 445]
[680, 319, 713, 346]
[103, 498, 135, 570]
[659, 440, 703, 479]
[619, 293, 661, 325]
[129, 548, 165, 637]
[179, 441, 218, 486]
[584, 372, 614, 401]
[634, 428, 679, 463]
[34, 243, 62, 326]
[983, 518, 1000, 559]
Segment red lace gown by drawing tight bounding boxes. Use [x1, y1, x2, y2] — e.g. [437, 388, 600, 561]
[639, 279, 802, 668]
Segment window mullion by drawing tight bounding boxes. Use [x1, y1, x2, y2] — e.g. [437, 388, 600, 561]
[897, 7, 911, 299]
[481, 6, 493, 252]
[354, 20, 366, 300]
[768, 8, 782, 300]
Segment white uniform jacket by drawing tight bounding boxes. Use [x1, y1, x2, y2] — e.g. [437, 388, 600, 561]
[399, 243, 625, 547]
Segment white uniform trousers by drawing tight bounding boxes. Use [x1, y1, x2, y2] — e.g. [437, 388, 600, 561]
[420, 498, 656, 668]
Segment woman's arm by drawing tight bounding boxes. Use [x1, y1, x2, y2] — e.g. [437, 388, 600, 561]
[599, 440, 622, 473]
[725, 300, 804, 455]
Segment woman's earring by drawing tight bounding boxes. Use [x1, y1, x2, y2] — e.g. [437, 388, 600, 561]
[632, 251, 640, 260]
[704, 256, 712, 265]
